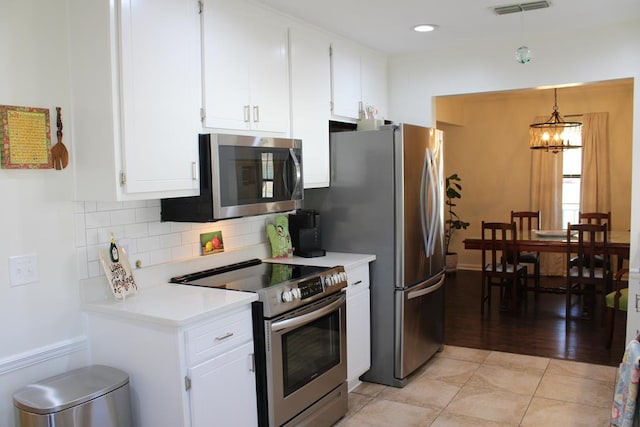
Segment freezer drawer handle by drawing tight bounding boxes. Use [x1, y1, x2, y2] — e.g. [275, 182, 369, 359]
[407, 277, 445, 300]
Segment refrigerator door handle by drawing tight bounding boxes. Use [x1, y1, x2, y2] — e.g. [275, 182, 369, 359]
[426, 148, 438, 255]
[419, 148, 431, 256]
[420, 148, 438, 256]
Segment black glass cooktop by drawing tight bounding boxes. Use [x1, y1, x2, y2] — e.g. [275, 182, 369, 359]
[169, 259, 329, 292]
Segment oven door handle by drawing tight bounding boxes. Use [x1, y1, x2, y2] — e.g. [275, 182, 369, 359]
[270, 295, 345, 333]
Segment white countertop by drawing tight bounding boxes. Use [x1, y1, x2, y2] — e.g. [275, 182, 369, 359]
[83, 251, 373, 327]
[83, 283, 257, 327]
[264, 251, 376, 269]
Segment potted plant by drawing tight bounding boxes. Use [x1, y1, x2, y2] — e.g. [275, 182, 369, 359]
[445, 173, 470, 273]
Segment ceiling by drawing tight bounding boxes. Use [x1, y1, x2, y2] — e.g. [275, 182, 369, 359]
[254, 0, 640, 55]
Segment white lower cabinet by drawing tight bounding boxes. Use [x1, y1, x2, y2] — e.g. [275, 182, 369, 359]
[86, 305, 257, 427]
[189, 341, 257, 427]
[345, 263, 372, 391]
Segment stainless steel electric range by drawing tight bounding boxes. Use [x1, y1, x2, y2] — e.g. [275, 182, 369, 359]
[170, 259, 348, 427]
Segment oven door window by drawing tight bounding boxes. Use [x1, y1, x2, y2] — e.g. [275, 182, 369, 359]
[282, 310, 341, 397]
[218, 146, 300, 207]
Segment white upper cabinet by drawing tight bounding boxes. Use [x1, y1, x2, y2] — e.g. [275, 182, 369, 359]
[202, 0, 290, 134]
[360, 49, 389, 121]
[69, 0, 202, 201]
[289, 25, 332, 188]
[330, 39, 388, 121]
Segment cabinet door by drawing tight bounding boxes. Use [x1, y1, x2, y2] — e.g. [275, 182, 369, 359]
[189, 341, 258, 427]
[246, 9, 290, 133]
[290, 26, 331, 188]
[360, 49, 388, 120]
[202, 0, 289, 134]
[202, 0, 251, 131]
[330, 41, 362, 119]
[119, 0, 201, 194]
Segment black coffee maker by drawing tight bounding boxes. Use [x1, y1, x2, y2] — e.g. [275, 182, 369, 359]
[288, 209, 326, 258]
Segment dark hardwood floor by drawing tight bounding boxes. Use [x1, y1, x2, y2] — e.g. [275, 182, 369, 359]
[444, 269, 628, 367]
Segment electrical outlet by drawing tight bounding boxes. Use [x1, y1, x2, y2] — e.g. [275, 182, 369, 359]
[9, 254, 39, 287]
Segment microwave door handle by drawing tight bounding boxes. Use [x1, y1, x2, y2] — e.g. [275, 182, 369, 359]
[289, 148, 302, 198]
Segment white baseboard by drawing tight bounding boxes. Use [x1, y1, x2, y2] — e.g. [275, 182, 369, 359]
[456, 264, 482, 271]
[0, 336, 88, 376]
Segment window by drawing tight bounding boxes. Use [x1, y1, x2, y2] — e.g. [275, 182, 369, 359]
[562, 147, 581, 226]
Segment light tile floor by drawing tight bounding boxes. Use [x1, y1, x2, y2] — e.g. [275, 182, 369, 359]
[336, 345, 617, 427]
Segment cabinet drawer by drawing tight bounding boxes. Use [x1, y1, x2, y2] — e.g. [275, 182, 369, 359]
[345, 264, 370, 292]
[185, 307, 253, 366]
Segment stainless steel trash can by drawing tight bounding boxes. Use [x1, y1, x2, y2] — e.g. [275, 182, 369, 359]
[13, 365, 132, 427]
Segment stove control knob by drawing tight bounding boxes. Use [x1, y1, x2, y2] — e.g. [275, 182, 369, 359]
[281, 289, 294, 303]
[328, 273, 339, 286]
[292, 288, 302, 300]
[323, 276, 332, 287]
[341, 272, 348, 282]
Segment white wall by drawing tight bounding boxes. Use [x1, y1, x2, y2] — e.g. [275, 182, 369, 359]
[388, 20, 640, 341]
[0, 1, 90, 425]
[0, 2, 280, 424]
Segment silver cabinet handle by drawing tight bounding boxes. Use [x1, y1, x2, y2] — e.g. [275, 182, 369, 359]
[243, 105, 250, 122]
[191, 161, 197, 181]
[215, 332, 234, 341]
[351, 280, 363, 286]
[253, 105, 260, 122]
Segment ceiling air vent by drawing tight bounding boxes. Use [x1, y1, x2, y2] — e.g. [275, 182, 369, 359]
[493, 1, 550, 15]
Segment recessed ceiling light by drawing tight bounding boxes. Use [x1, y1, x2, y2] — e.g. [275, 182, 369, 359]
[413, 24, 439, 33]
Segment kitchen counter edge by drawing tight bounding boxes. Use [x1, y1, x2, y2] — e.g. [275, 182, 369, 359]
[82, 283, 258, 328]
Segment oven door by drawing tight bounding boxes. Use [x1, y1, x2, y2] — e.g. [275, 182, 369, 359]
[265, 292, 347, 427]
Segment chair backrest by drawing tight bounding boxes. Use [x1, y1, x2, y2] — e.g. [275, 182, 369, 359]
[579, 211, 611, 231]
[511, 211, 540, 239]
[481, 222, 518, 272]
[567, 222, 609, 282]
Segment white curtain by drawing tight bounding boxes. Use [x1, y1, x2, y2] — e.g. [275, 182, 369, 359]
[530, 116, 565, 275]
[580, 112, 611, 214]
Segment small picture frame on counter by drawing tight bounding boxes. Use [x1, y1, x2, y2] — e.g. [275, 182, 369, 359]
[200, 231, 224, 256]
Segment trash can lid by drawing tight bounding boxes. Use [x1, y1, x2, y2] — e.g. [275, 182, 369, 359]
[13, 365, 129, 415]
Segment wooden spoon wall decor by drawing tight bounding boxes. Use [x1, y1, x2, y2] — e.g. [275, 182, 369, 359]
[51, 106, 69, 170]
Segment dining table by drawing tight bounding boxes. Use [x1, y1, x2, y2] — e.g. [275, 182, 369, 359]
[463, 229, 630, 258]
[463, 229, 630, 295]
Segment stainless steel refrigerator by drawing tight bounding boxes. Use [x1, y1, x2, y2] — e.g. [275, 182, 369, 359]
[305, 123, 445, 387]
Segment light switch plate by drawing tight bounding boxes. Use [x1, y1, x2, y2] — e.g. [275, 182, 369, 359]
[9, 254, 39, 287]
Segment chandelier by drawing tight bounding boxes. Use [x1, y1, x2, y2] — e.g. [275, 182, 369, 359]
[529, 88, 582, 153]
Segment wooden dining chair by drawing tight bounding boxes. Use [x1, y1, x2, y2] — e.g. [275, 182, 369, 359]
[579, 211, 612, 230]
[481, 221, 528, 316]
[565, 223, 611, 332]
[510, 211, 540, 294]
[571, 212, 612, 270]
[606, 268, 629, 348]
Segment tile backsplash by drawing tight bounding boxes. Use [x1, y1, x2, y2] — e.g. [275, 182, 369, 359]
[75, 199, 281, 279]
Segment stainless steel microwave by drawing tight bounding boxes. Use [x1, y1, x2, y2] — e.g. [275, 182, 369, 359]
[161, 133, 303, 222]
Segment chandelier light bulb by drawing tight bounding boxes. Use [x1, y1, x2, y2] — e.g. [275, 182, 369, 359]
[515, 46, 532, 64]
